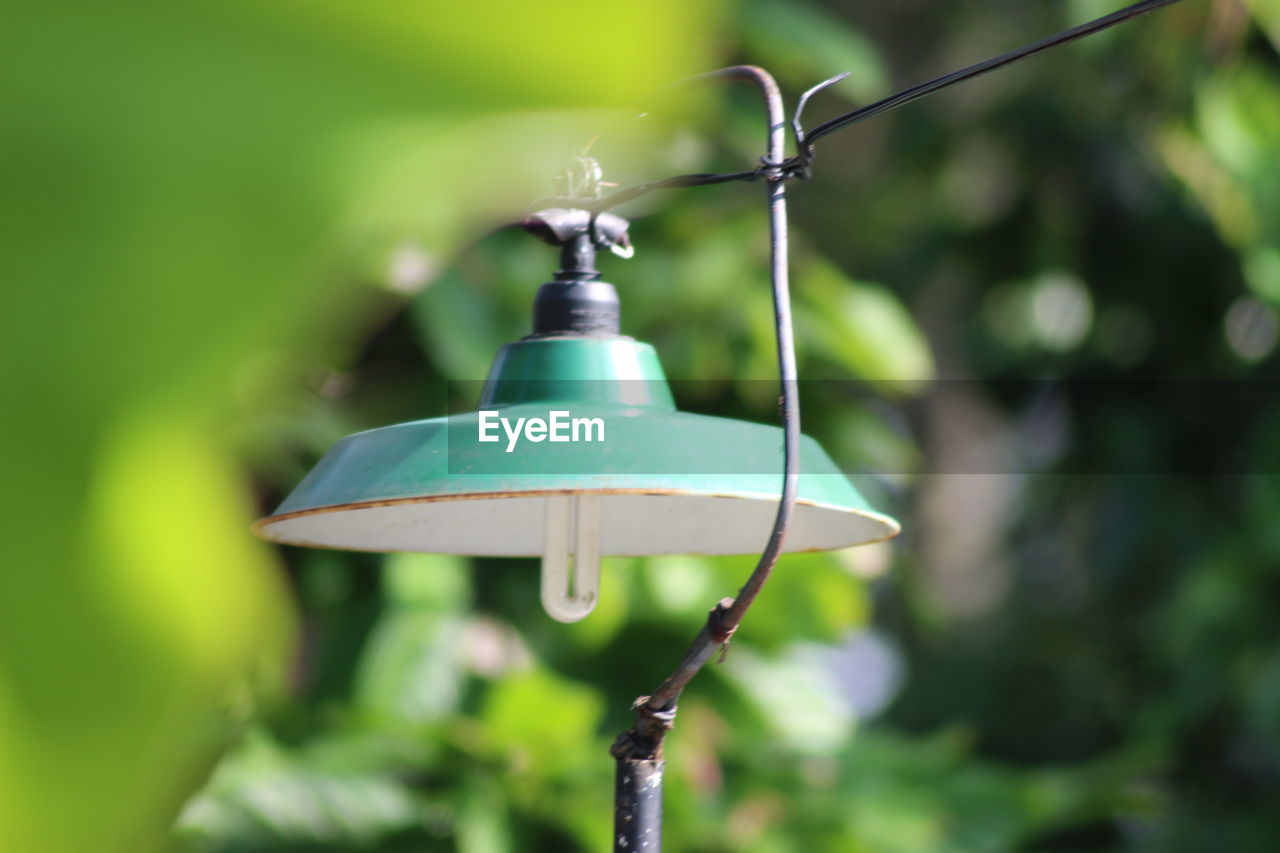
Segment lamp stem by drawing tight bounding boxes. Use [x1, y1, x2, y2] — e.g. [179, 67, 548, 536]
[558, 232, 597, 278]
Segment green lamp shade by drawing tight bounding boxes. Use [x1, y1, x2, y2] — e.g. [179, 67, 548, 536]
[257, 335, 898, 622]
[255, 337, 900, 557]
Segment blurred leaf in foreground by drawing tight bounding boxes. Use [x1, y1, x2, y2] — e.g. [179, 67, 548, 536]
[0, 1, 721, 850]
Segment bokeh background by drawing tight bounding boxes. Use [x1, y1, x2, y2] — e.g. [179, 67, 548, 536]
[4, 0, 1279, 850]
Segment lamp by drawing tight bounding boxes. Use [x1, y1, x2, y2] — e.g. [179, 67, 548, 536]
[252, 4, 1184, 843]
[254, 207, 898, 621]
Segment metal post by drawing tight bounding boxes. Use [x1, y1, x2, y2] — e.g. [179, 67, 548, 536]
[614, 758, 664, 852]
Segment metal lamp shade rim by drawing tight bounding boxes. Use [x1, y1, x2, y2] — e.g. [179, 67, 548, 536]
[254, 336, 902, 558]
[254, 487, 900, 557]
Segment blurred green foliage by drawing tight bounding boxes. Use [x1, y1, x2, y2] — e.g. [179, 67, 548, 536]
[4, 0, 1280, 851]
[0, 1, 717, 851]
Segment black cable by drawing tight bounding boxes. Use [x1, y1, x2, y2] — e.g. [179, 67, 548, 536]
[802, 0, 1184, 147]
[595, 169, 763, 210]
[595, 0, 1185, 210]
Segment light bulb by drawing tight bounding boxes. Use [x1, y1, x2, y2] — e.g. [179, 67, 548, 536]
[540, 494, 601, 622]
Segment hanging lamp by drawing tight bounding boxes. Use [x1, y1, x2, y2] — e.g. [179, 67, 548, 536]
[254, 207, 899, 621]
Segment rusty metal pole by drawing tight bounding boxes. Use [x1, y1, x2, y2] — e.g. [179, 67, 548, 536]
[614, 758, 664, 852]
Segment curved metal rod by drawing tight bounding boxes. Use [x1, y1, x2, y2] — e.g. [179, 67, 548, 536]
[612, 64, 800, 750]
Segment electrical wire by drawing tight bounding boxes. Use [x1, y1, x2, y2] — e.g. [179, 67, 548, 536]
[802, 0, 1183, 147]
[594, 0, 1185, 212]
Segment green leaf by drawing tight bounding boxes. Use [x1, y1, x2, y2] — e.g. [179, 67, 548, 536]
[481, 669, 604, 774]
[740, 0, 887, 98]
[0, 0, 723, 848]
[723, 642, 857, 755]
[798, 260, 935, 391]
[356, 613, 467, 726]
[178, 731, 423, 847]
